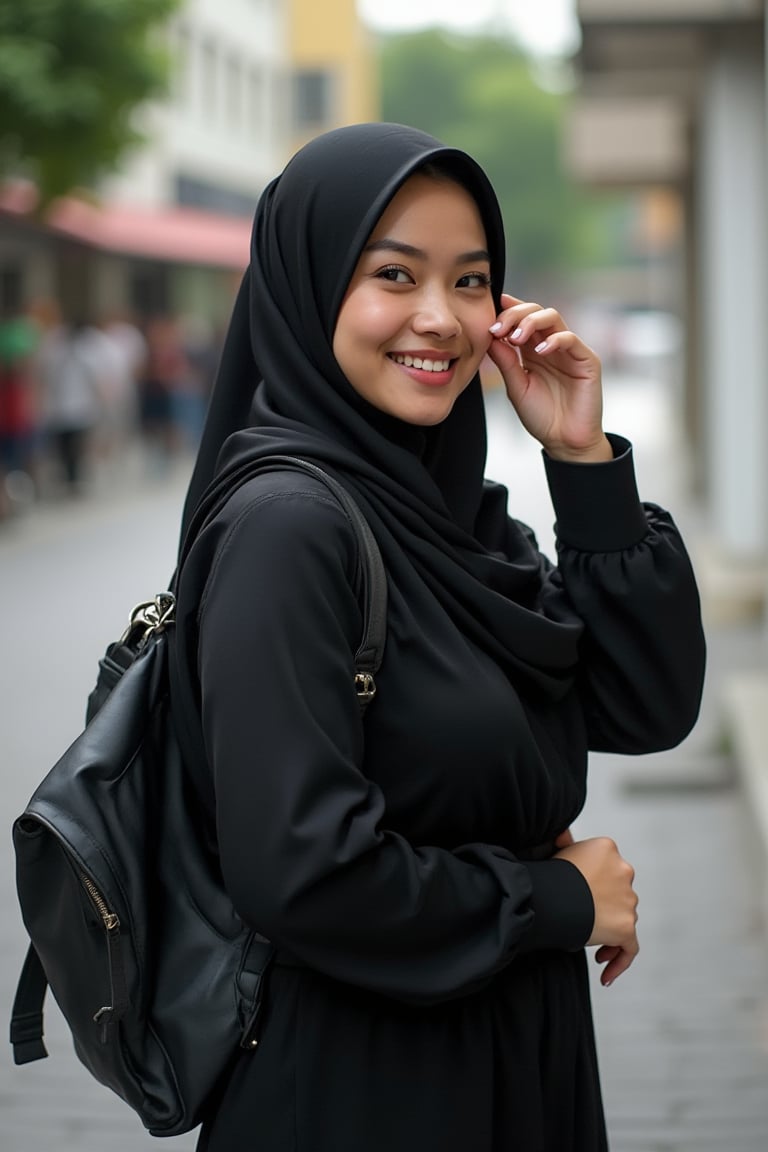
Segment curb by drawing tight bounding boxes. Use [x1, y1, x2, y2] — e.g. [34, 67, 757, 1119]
[722, 672, 768, 908]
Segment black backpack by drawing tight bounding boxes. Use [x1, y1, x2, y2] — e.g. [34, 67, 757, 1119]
[10, 456, 387, 1137]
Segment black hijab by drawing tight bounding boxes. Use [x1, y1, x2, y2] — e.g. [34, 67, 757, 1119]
[181, 122, 582, 698]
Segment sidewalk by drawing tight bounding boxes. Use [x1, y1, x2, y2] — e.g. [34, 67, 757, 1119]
[581, 621, 768, 1151]
[487, 376, 768, 1149]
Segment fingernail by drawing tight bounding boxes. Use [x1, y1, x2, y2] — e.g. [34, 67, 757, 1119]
[489, 321, 502, 333]
[535, 341, 548, 353]
[511, 327, 523, 340]
[603, 978, 613, 988]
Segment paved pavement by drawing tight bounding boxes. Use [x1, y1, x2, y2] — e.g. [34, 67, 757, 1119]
[1, 455, 199, 1152]
[1, 381, 767, 1150]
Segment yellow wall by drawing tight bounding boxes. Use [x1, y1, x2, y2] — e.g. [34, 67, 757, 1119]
[288, 0, 379, 156]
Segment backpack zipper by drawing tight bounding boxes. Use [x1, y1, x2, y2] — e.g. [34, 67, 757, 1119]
[80, 873, 128, 1039]
[81, 874, 120, 932]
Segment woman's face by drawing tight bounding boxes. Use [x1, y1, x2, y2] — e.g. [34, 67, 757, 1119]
[332, 173, 495, 426]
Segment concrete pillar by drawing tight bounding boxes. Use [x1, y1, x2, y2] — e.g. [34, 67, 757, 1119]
[765, 0, 768, 629]
[681, 172, 703, 499]
[698, 28, 767, 564]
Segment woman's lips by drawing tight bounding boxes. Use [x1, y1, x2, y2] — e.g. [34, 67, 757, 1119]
[388, 353, 457, 386]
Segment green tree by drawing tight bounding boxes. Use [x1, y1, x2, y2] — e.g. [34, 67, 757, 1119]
[0, 0, 180, 205]
[380, 30, 620, 286]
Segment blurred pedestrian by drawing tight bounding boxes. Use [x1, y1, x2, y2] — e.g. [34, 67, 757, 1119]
[99, 311, 146, 462]
[36, 316, 110, 494]
[178, 314, 219, 449]
[170, 123, 706, 1152]
[139, 316, 191, 468]
[0, 308, 39, 517]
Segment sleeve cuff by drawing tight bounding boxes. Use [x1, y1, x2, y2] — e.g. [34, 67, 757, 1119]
[517, 859, 595, 953]
[542, 433, 649, 552]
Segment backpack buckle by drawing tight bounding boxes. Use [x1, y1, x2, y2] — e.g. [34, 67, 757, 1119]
[119, 593, 176, 648]
[354, 672, 376, 701]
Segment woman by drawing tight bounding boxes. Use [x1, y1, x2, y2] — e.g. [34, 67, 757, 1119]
[173, 123, 705, 1151]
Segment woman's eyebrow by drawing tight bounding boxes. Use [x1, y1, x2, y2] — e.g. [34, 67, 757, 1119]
[364, 238, 490, 264]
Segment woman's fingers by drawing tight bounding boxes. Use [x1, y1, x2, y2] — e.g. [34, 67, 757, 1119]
[489, 299, 594, 368]
[490, 302, 565, 347]
[595, 940, 640, 986]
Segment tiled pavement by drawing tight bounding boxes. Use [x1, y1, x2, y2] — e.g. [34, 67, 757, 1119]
[580, 625, 768, 1151]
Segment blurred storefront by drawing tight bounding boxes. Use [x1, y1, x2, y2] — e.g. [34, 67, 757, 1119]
[567, 0, 767, 622]
[0, 182, 248, 324]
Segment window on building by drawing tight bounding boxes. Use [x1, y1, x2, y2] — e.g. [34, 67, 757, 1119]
[227, 54, 243, 128]
[175, 174, 259, 219]
[293, 68, 335, 131]
[251, 65, 271, 142]
[249, 66, 264, 137]
[201, 37, 219, 121]
[173, 22, 192, 106]
[270, 68, 290, 142]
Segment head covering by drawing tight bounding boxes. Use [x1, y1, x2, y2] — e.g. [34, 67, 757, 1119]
[181, 122, 582, 697]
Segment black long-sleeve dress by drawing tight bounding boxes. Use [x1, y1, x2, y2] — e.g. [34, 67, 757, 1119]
[174, 436, 705, 1152]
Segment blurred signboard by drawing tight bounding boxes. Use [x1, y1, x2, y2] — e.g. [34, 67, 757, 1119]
[579, 0, 761, 18]
[565, 96, 688, 185]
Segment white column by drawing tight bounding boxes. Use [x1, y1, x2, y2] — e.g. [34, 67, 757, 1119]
[765, 0, 768, 627]
[699, 28, 767, 561]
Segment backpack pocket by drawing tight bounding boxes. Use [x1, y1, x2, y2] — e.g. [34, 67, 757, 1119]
[14, 816, 150, 1115]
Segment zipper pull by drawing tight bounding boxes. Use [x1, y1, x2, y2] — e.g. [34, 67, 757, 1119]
[93, 1004, 114, 1044]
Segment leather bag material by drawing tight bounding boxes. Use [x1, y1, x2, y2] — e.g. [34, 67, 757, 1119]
[13, 629, 269, 1136]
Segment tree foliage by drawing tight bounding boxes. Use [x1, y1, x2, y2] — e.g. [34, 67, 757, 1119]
[0, 0, 180, 204]
[379, 30, 618, 286]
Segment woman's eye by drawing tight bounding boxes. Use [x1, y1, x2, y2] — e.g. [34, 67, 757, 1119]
[457, 272, 491, 289]
[376, 266, 411, 284]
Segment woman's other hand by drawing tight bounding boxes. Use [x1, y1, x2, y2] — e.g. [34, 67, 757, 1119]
[554, 835, 639, 985]
[486, 294, 612, 464]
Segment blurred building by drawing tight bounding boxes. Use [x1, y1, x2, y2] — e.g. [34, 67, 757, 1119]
[0, 0, 377, 327]
[566, 0, 767, 622]
[288, 0, 378, 154]
[107, 0, 288, 214]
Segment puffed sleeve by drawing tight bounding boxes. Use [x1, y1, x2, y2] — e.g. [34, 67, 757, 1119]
[197, 486, 594, 1006]
[543, 434, 706, 754]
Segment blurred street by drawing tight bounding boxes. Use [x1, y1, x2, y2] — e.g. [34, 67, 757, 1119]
[1, 373, 767, 1151]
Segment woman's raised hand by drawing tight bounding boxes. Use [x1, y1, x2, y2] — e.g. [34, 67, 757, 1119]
[486, 294, 612, 464]
[554, 836, 639, 986]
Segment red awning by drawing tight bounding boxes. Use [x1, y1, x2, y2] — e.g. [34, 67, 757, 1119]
[1, 182, 252, 270]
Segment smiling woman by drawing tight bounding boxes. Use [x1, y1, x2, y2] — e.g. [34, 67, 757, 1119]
[167, 122, 705, 1152]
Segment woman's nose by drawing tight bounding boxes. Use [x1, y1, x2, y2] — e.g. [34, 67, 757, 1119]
[411, 290, 460, 339]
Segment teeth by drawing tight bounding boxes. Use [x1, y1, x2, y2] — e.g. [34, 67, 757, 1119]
[391, 354, 450, 372]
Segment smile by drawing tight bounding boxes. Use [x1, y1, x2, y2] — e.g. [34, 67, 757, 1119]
[389, 354, 453, 372]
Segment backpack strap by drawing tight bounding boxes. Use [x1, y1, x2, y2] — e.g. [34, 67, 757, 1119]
[168, 456, 387, 1050]
[10, 944, 48, 1064]
[175, 454, 387, 707]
